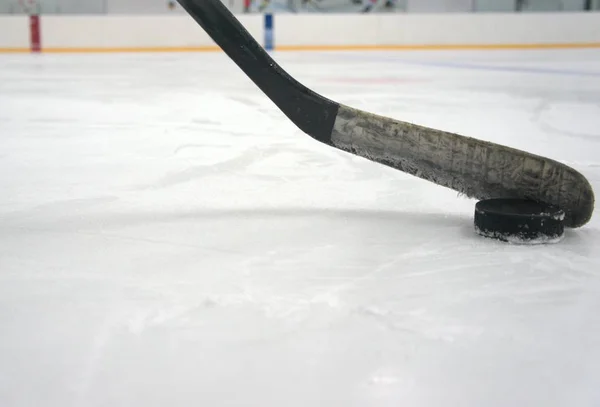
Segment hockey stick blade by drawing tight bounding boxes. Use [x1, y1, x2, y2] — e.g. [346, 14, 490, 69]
[176, 0, 594, 228]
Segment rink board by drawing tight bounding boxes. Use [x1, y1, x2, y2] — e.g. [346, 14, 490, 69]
[1, 12, 600, 53]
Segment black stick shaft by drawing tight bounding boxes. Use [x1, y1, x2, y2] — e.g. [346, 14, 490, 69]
[176, 0, 338, 143]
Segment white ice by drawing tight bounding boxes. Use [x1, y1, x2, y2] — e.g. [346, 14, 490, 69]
[1, 49, 599, 407]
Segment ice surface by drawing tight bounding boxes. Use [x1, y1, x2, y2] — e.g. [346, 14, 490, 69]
[1, 49, 599, 407]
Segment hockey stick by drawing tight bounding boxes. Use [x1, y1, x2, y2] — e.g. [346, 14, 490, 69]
[176, 0, 594, 228]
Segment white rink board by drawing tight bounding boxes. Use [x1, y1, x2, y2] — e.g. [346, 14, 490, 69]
[273, 14, 380, 46]
[276, 13, 600, 47]
[0, 16, 29, 49]
[40, 15, 263, 49]
[375, 13, 600, 45]
[1, 13, 600, 51]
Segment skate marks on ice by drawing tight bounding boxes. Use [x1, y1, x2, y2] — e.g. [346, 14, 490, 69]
[533, 100, 600, 143]
[134, 142, 342, 190]
[4, 205, 599, 407]
[130, 124, 410, 192]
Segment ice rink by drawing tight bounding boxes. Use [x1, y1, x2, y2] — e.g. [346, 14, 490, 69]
[1, 48, 600, 407]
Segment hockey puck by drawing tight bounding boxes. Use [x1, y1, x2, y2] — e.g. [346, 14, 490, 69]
[474, 198, 565, 244]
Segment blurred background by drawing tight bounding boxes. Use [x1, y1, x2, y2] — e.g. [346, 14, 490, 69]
[1, 0, 599, 15]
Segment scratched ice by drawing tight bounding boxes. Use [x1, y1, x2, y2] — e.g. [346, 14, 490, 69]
[1, 49, 599, 407]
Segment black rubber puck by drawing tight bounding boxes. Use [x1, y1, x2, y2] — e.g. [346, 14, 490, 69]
[474, 198, 565, 244]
